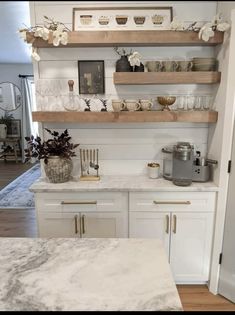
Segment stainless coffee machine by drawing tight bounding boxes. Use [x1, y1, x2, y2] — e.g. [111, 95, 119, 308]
[162, 142, 194, 186]
[172, 142, 194, 186]
[162, 142, 218, 186]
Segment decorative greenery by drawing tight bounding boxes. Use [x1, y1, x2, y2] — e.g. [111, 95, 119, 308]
[83, 98, 91, 111]
[100, 98, 107, 112]
[24, 128, 79, 164]
[114, 47, 133, 57]
[0, 113, 14, 128]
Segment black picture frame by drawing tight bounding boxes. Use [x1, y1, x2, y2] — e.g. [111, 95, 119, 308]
[78, 60, 105, 95]
[7, 119, 21, 138]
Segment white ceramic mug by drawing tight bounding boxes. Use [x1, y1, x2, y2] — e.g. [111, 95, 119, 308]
[112, 99, 126, 112]
[140, 99, 153, 111]
[124, 99, 141, 111]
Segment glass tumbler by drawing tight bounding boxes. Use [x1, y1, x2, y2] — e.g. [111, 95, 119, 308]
[186, 95, 195, 111]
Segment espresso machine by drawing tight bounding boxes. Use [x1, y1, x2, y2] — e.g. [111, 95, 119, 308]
[172, 142, 194, 186]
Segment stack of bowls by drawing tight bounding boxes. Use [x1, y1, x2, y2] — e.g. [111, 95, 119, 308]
[192, 58, 217, 71]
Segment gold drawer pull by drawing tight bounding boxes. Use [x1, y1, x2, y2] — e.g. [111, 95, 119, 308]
[165, 215, 170, 234]
[81, 215, 85, 234]
[61, 201, 97, 205]
[153, 201, 191, 205]
[173, 215, 177, 233]
[74, 214, 78, 234]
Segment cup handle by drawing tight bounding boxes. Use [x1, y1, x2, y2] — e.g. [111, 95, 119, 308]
[121, 102, 126, 110]
[174, 61, 179, 71]
[188, 61, 193, 71]
[136, 102, 141, 110]
[148, 101, 153, 109]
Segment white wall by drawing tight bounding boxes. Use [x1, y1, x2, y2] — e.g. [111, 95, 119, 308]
[30, 1, 218, 176]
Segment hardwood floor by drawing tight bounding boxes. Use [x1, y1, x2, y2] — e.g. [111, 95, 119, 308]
[0, 162, 234, 310]
[177, 285, 235, 311]
[0, 209, 37, 237]
[0, 160, 33, 189]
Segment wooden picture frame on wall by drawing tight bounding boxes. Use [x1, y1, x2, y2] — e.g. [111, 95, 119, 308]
[78, 60, 105, 95]
[72, 7, 173, 31]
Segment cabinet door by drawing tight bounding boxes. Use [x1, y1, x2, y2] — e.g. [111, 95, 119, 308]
[38, 212, 81, 237]
[80, 212, 127, 238]
[170, 212, 214, 283]
[129, 212, 170, 257]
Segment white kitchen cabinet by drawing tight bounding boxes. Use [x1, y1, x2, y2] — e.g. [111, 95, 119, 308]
[35, 192, 128, 238]
[129, 212, 170, 257]
[129, 191, 216, 284]
[170, 211, 214, 283]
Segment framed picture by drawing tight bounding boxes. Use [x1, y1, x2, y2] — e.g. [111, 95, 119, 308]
[7, 119, 21, 138]
[78, 60, 105, 95]
[73, 7, 173, 31]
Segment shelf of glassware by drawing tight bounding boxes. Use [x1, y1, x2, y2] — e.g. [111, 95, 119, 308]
[113, 71, 221, 85]
[32, 111, 218, 123]
[26, 30, 224, 47]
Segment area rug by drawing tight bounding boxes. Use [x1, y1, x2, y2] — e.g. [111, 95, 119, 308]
[0, 163, 41, 209]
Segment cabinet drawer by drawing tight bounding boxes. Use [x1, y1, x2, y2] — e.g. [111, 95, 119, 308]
[129, 192, 216, 212]
[35, 192, 128, 213]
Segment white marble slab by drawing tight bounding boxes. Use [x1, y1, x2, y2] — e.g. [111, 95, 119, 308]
[0, 238, 182, 311]
[30, 175, 218, 192]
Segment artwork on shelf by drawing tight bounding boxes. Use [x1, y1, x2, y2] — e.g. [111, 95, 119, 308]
[7, 119, 21, 138]
[78, 60, 105, 95]
[72, 7, 173, 31]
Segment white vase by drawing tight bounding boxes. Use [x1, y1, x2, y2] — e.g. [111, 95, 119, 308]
[0, 124, 7, 139]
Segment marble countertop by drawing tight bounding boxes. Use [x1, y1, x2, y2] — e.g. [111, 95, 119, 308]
[0, 238, 182, 311]
[30, 175, 218, 192]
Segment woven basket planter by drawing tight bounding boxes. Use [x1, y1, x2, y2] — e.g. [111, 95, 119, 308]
[44, 156, 73, 183]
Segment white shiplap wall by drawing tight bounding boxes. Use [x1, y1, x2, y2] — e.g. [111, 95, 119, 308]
[31, 1, 217, 176]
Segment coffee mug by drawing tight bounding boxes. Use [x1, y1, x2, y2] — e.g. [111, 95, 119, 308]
[124, 100, 141, 111]
[140, 99, 153, 111]
[162, 60, 179, 72]
[146, 61, 162, 72]
[112, 100, 126, 112]
[178, 60, 193, 72]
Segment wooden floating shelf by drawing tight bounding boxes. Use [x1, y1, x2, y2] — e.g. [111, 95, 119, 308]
[26, 30, 224, 48]
[32, 111, 218, 123]
[113, 72, 221, 85]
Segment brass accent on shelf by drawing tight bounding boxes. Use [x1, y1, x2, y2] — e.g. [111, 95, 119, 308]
[153, 201, 191, 205]
[165, 215, 170, 234]
[173, 215, 177, 234]
[61, 201, 97, 205]
[81, 215, 85, 234]
[32, 111, 218, 123]
[74, 214, 78, 234]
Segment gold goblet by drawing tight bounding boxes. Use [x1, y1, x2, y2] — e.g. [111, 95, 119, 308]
[157, 96, 176, 111]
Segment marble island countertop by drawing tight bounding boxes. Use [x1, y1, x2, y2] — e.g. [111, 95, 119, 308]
[0, 238, 182, 311]
[30, 175, 218, 192]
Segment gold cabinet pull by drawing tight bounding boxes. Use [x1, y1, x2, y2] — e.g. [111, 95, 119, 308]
[74, 214, 78, 234]
[173, 215, 177, 233]
[61, 201, 97, 205]
[165, 215, 170, 234]
[153, 201, 191, 205]
[81, 214, 85, 234]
